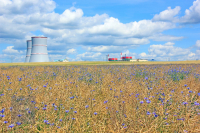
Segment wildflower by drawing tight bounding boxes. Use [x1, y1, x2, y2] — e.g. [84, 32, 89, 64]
[70, 107, 73, 110]
[28, 111, 31, 113]
[59, 119, 62, 122]
[72, 118, 75, 120]
[122, 101, 125, 103]
[0, 108, 5, 113]
[94, 112, 97, 115]
[1, 114, 5, 117]
[16, 122, 22, 125]
[17, 114, 22, 117]
[154, 114, 158, 117]
[42, 107, 47, 110]
[194, 102, 199, 105]
[104, 100, 108, 104]
[146, 100, 151, 104]
[145, 77, 148, 80]
[106, 107, 108, 109]
[3, 121, 8, 124]
[85, 105, 89, 108]
[74, 111, 77, 113]
[65, 110, 69, 113]
[8, 124, 14, 128]
[140, 101, 144, 104]
[198, 93, 200, 96]
[184, 84, 187, 87]
[182, 102, 188, 105]
[116, 111, 119, 113]
[44, 120, 48, 123]
[147, 111, 151, 115]
[0, 94, 4, 96]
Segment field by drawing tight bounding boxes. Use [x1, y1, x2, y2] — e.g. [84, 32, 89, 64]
[0, 61, 200, 132]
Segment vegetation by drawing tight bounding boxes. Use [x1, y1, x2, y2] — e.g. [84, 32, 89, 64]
[0, 64, 200, 132]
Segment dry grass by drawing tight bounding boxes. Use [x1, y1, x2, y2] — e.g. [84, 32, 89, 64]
[0, 64, 200, 132]
[0, 60, 200, 66]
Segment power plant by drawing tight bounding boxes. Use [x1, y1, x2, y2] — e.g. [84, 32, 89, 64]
[107, 53, 150, 62]
[25, 40, 32, 62]
[25, 36, 49, 62]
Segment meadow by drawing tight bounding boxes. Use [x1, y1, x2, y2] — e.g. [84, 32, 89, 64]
[0, 62, 200, 132]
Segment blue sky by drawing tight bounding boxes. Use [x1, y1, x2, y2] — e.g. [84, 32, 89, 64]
[0, 0, 200, 62]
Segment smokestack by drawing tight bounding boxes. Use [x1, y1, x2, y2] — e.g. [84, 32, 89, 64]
[29, 36, 49, 62]
[25, 40, 32, 62]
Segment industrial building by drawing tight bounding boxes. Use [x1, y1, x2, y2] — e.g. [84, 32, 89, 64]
[25, 36, 49, 62]
[107, 53, 151, 62]
[25, 40, 32, 62]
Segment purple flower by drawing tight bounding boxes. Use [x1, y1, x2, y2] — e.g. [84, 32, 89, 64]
[42, 107, 47, 110]
[74, 111, 77, 113]
[124, 114, 127, 118]
[1, 114, 5, 117]
[8, 124, 14, 128]
[184, 84, 187, 87]
[147, 111, 151, 115]
[3, 121, 8, 124]
[154, 114, 158, 117]
[140, 101, 144, 104]
[146, 100, 151, 104]
[182, 102, 188, 105]
[145, 77, 148, 80]
[194, 102, 199, 105]
[94, 112, 97, 115]
[85, 105, 89, 108]
[65, 110, 69, 113]
[0, 108, 5, 113]
[104, 100, 108, 104]
[44, 120, 48, 123]
[72, 118, 75, 120]
[16, 122, 22, 125]
[17, 114, 22, 117]
[198, 93, 200, 96]
[59, 119, 62, 122]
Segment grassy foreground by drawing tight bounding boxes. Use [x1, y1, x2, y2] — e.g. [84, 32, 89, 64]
[0, 60, 200, 66]
[0, 63, 200, 132]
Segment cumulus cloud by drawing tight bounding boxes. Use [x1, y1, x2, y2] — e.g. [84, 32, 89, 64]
[195, 40, 200, 48]
[152, 6, 181, 22]
[152, 0, 200, 24]
[3, 46, 24, 54]
[180, 0, 200, 24]
[67, 48, 77, 54]
[76, 52, 102, 61]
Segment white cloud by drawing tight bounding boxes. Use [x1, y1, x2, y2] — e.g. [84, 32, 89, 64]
[67, 48, 77, 54]
[195, 40, 200, 48]
[180, 0, 200, 24]
[152, 6, 181, 22]
[3, 46, 24, 54]
[0, 0, 56, 15]
[76, 52, 102, 61]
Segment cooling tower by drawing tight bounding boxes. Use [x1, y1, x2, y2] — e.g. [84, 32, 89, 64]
[25, 40, 32, 62]
[29, 36, 49, 62]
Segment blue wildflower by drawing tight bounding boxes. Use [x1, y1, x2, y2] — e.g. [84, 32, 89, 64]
[104, 100, 108, 104]
[16, 122, 22, 125]
[85, 105, 89, 108]
[3, 121, 8, 124]
[94, 112, 97, 115]
[8, 124, 14, 128]
[147, 111, 151, 115]
[65, 110, 69, 113]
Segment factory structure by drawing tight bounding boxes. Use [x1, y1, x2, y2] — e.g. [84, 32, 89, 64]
[25, 36, 49, 62]
[107, 53, 151, 62]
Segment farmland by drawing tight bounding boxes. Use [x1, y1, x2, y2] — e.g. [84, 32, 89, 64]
[0, 63, 200, 132]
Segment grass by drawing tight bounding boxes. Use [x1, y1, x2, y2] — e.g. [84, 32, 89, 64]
[0, 60, 200, 66]
[0, 63, 199, 132]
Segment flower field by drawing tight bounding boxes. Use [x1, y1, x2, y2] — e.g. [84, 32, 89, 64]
[0, 64, 200, 132]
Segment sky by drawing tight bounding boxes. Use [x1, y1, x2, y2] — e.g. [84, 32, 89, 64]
[0, 0, 200, 63]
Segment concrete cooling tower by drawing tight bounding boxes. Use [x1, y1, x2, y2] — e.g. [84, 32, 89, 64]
[29, 36, 49, 62]
[25, 40, 32, 62]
